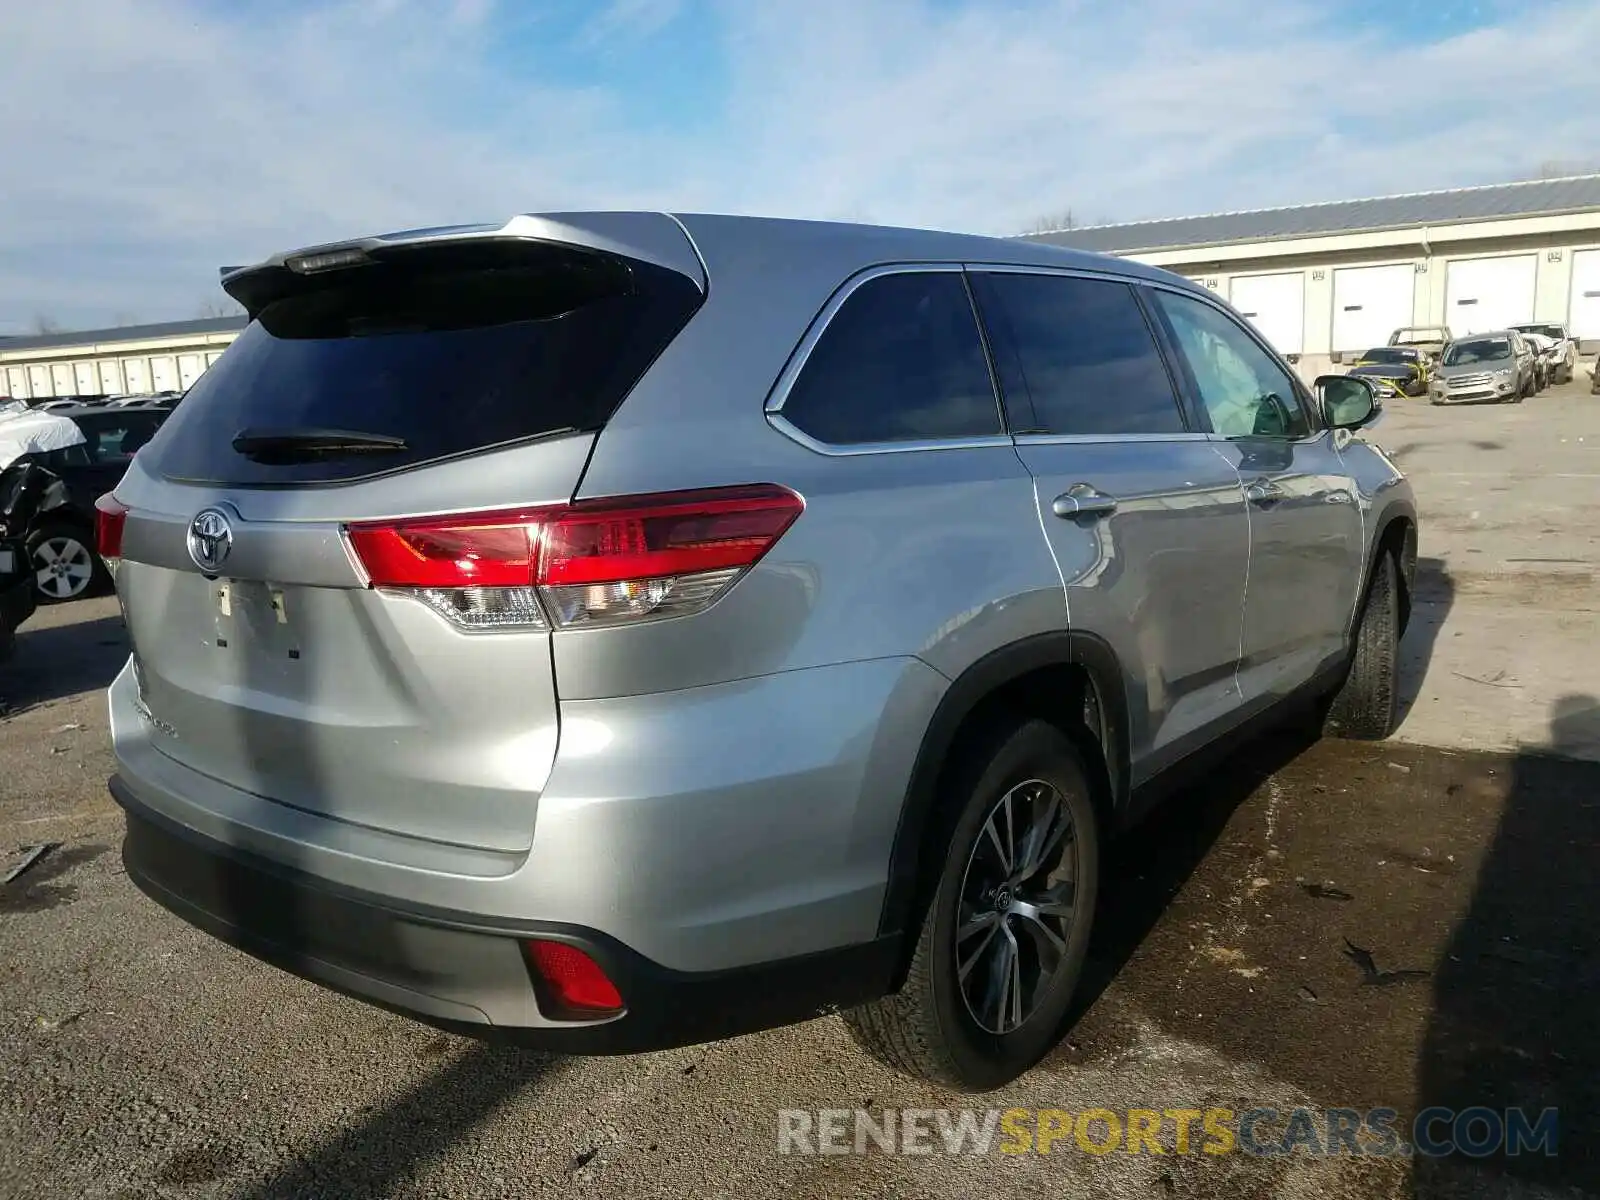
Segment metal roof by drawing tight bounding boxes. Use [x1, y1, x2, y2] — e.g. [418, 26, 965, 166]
[1022, 174, 1600, 255]
[0, 315, 246, 354]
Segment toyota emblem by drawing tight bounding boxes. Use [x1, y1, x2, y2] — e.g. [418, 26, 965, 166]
[187, 508, 234, 575]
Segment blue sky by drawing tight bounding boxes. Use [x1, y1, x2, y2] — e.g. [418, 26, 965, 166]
[1, 0, 1596, 333]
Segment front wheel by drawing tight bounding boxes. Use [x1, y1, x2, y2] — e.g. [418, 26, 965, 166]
[1321, 551, 1399, 740]
[843, 719, 1099, 1092]
[27, 523, 105, 603]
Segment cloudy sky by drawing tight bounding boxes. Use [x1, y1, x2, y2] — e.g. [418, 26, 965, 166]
[1, 0, 1596, 334]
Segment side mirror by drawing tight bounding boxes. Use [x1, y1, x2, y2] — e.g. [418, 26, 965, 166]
[1315, 374, 1378, 430]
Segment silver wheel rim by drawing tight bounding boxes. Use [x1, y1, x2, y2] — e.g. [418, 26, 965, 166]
[33, 535, 95, 600]
[955, 778, 1079, 1035]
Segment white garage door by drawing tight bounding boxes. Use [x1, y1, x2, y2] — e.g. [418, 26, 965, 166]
[1570, 249, 1600, 340]
[177, 353, 204, 389]
[122, 358, 151, 394]
[28, 365, 51, 398]
[1229, 272, 1305, 355]
[6, 367, 28, 400]
[150, 356, 178, 391]
[98, 360, 124, 394]
[1445, 255, 1536, 336]
[51, 363, 75, 396]
[74, 361, 98, 394]
[1331, 264, 1416, 353]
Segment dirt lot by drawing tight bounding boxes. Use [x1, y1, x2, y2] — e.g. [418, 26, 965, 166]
[2, 381, 1597, 1200]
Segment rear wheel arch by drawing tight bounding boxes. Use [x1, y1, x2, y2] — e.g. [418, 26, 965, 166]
[876, 632, 1128, 961]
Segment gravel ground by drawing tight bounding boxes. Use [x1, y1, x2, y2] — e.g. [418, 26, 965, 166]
[1, 383, 1596, 1199]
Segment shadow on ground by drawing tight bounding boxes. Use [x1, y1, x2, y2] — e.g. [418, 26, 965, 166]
[1396, 557, 1454, 727]
[1, 612, 127, 711]
[1413, 693, 1600, 1196]
[228, 1044, 560, 1199]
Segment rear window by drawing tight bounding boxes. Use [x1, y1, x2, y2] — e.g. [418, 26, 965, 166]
[141, 240, 703, 485]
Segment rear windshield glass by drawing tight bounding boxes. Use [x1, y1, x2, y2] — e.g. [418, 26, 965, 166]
[1359, 348, 1407, 363]
[141, 240, 703, 485]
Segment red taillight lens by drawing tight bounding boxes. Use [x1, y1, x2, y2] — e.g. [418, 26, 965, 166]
[539, 486, 804, 586]
[94, 494, 127, 560]
[346, 509, 547, 589]
[343, 485, 803, 631]
[524, 940, 624, 1017]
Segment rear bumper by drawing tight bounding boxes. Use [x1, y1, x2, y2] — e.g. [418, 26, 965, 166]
[115, 785, 901, 1052]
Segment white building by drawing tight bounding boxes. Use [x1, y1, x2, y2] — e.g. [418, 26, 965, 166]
[1025, 174, 1600, 379]
[0, 315, 245, 400]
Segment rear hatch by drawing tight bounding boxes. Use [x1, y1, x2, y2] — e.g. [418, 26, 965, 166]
[112, 230, 704, 853]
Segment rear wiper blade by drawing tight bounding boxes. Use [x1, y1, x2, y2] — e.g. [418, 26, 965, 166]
[232, 427, 408, 462]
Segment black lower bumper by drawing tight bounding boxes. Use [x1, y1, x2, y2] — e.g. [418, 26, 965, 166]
[113, 777, 901, 1054]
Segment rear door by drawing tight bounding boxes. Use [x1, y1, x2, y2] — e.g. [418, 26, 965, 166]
[1147, 286, 1363, 708]
[112, 233, 705, 853]
[969, 268, 1252, 782]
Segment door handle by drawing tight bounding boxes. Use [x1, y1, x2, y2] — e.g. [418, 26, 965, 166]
[1052, 484, 1119, 519]
[1245, 478, 1286, 505]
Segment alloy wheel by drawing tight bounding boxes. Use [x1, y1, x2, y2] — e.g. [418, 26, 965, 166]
[33, 535, 95, 601]
[955, 778, 1080, 1035]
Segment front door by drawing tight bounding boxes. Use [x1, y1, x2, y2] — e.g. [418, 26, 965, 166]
[969, 269, 1252, 783]
[1147, 287, 1364, 708]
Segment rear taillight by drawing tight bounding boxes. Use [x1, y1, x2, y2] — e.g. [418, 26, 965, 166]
[94, 494, 127, 579]
[344, 484, 803, 631]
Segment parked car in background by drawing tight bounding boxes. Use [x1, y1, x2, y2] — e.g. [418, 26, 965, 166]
[1388, 325, 1453, 364]
[1347, 346, 1429, 396]
[1521, 331, 1553, 392]
[1511, 323, 1577, 384]
[104, 213, 1418, 1091]
[1430, 331, 1535, 404]
[6, 403, 169, 601]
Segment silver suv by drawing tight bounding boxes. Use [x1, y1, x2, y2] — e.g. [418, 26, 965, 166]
[101, 214, 1416, 1091]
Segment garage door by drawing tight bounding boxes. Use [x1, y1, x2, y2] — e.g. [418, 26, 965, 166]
[1570, 249, 1600, 340]
[98, 360, 124, 394]
[177, 353, 204, 389]
[1445, 255, 1536, 336]
[150, 356, 178, 391]
[1229, 272, 1305, 355]
[28, 365, 51, 398]
[74, 361, 98, 394]
[51, 362, 75, 396]
[6, 367, 28, 400]
[1331, 265, 1415, 353]
[122, 358, 150, 394]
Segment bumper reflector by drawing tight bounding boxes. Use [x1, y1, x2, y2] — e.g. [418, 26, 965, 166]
[524, 940, 624, 1017]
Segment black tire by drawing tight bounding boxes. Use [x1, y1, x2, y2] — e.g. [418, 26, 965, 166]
[842, 719, 1099, 1092]
[1321, 551, 1399, 740]
[26, 521, 107, 604]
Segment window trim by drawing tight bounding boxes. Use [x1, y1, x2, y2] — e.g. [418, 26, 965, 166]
[763, 262, 1013, 457]
[1141, 280, 1325, 442]
[963, 262, 1211, 447]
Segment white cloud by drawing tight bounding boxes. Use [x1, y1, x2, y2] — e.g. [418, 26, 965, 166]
[0, 0, 1596, 332]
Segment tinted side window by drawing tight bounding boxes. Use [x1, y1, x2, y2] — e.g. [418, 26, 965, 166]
[780, 272, 1002, 445]
[1153, 290, 1311, 439]
[976, 273, 1184, 436]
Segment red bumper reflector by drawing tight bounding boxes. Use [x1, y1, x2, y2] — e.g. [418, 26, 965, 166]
[524, 940, 624, 1016]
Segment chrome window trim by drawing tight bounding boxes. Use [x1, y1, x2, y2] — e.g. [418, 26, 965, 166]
[767, 414, 1017, 457]
[1012, 432, 1214, 447]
